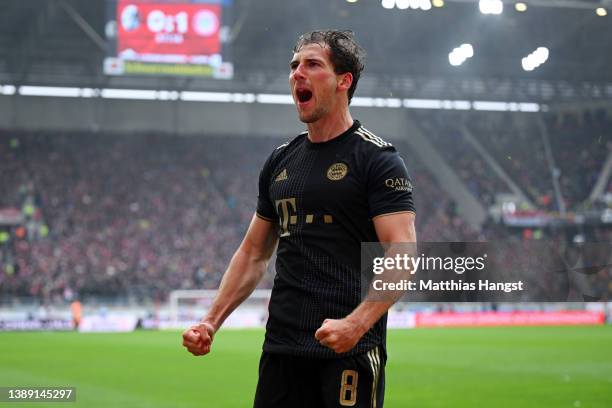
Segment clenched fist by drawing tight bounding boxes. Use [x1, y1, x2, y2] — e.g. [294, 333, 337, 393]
[182, 322, 215, 356]
[314, 318, 367, 354]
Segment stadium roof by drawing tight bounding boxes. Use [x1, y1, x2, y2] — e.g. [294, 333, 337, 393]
[0, 0, 611, 103]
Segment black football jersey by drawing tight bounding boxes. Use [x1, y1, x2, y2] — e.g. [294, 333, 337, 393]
[256, 120, 415, 358]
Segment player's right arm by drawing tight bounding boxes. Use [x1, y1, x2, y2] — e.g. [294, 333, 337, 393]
[182, 214, 278, 356]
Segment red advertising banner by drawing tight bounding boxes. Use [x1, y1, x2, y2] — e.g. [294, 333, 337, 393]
[117, 1, 221, 59]
[415, 311, 605, 328]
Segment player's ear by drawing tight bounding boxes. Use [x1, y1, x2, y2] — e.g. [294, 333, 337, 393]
[337, 72, 353, 93]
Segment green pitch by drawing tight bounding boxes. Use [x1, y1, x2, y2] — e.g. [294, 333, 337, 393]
[1, 326, 611, 407]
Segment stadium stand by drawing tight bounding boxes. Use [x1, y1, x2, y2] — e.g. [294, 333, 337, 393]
[545, 109, 612, 210]
[413, 111, 512, 207]
[464, 110, 612, 212]
[0, 130, 479, 301]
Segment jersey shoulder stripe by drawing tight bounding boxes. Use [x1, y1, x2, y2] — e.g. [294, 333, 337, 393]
[359, 127, 392, 147]
[355, 127, 392, 148]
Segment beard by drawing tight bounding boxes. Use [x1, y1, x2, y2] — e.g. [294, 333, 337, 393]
[297, 103, 329, 123]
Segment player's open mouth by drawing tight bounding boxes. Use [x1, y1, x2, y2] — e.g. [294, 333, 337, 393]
[296, 89, 313, 104]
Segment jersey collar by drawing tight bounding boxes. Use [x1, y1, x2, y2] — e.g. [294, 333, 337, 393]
[305, 120, 360, 150]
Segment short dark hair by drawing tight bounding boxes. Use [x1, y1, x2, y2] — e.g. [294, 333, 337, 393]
[293, 30, 365, 104]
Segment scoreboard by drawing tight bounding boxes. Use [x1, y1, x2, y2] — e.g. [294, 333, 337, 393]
[104, 0, 233, 78]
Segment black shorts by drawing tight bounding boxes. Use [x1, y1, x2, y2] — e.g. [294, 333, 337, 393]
[253, 347, 385, 408]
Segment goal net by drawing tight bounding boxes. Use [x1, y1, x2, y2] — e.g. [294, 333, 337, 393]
[168, 289, 271, 328]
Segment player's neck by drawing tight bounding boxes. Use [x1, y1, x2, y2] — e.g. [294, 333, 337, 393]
[306, 109, 354, 143]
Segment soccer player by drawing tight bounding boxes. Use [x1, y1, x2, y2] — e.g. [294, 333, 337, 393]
[182, 30, 416, 408]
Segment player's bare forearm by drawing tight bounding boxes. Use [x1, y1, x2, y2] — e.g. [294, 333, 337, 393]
[203, 247, 271, 331]
[352, 211, 417, 329]
[182, 214, 277, 356]
[346, 300, 394, 336]
[315, 301, 394, 354]
[316, 212, 416, 353]
[203, 215, 278, 332]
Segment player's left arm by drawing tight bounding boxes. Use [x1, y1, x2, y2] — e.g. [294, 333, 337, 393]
[315, 211, 416, 353]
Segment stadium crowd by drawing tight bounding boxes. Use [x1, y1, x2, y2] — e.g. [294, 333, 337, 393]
[1, 110, 609, 302]
[546, 109, 612, 209]
[0, 129, 475, 301]
[465, 110, 611, 211]
[414, 111, 512, 207]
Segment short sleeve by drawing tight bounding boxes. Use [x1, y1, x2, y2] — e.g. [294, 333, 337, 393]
[367, 147, 415, 218]
[256, 152, 278, 222]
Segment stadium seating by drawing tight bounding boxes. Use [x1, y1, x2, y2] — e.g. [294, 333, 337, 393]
[0, 130, 477, 300]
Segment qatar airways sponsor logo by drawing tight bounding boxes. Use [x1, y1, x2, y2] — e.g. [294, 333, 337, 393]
[385, 177, 412, 192]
